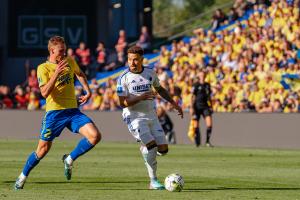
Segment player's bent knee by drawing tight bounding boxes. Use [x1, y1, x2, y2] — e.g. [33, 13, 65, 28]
[89, 132, 101, 145]
[85, 125, 102, 145]
[95, 131, 101, 143]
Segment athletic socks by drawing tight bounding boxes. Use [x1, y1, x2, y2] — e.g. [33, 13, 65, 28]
[206, 127, 212, 143]
[65, 155, 74, 165]
[69, 138, 95, 162]
[140, 145, 158, 180]
[22, 152, 41, 177]
[194, 127, 201, 147]
[18, 138, 95, 184]
[194, 127, 212, 146]
[18, 172, 27, 180]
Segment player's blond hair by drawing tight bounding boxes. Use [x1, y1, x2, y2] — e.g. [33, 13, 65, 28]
[48, 36, 66, 52]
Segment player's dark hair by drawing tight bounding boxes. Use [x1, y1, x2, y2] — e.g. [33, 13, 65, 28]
[127, 46, 144, 56]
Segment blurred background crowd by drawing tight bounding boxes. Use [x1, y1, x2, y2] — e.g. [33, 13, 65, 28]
[1, 0, 300, 113]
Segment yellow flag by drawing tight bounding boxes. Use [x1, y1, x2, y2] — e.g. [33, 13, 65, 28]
[188, 120, 197, 142]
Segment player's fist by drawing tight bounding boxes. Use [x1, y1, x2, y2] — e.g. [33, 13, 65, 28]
[79, 92, 91, 105]
[55, 59, 68, 76]
[173, 103, 184, 118]
[139, 91, 155, 100]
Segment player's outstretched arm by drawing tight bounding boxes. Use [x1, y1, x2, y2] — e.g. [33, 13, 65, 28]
[40, 59, 68, 98]
[75, 70, 91, 105]
[118, 91, 155, 108]
[154, 86, 183, 118]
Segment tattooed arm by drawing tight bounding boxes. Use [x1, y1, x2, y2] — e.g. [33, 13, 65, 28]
[154, 85, 183, 118]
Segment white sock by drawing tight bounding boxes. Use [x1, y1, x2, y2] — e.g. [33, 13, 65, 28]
[19, 172, 27, 181]
[66, 155, 73, 165]
[140, 146, 157, 180]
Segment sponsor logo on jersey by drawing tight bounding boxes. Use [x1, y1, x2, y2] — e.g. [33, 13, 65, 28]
[132, 84, 151, 92]
[57, 73, 72, 86]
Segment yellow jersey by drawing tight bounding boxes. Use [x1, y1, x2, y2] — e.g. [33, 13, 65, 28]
[37, 57, 80, 111]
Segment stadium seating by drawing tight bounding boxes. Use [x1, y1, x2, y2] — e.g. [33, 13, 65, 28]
[1, 1, 300, 113]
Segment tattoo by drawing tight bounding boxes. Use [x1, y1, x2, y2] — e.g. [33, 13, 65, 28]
[155, 86, 175, 104]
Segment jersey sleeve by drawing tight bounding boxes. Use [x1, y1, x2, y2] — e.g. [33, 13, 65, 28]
[152, 70, 161, 88]
[116, 75, 128, 96]
[68, 57, 81, 74]
[37, 65, 49, 87]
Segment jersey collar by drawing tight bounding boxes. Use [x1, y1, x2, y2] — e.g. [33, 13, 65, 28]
[46, 60, 57, 64]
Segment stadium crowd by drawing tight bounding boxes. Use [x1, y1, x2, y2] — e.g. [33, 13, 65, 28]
[1, 0, 300, 113]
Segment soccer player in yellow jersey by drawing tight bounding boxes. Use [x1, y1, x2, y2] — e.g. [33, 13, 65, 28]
[14, 36, 102, 190]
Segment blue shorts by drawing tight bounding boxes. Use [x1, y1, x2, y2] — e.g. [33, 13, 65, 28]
[40, 108, 93, 141]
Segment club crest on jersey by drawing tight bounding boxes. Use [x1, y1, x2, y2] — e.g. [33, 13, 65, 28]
[38, 77, 42, 85]
[117, 86, 123, 94]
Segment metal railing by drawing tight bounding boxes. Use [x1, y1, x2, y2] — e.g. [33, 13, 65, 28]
[152, 1, 233, 47]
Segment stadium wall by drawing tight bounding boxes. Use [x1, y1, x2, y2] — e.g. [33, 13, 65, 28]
[1, 110, 300, 149]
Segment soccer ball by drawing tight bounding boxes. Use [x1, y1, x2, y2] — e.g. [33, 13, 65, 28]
[164, 173, 184, 192]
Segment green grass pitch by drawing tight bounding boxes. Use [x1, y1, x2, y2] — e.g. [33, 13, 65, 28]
[1, 140, 300, 200]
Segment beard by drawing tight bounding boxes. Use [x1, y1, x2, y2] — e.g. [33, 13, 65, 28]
[130, 65, 138, 72]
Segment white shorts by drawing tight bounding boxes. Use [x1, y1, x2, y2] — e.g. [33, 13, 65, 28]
[125, 117, 167, 145]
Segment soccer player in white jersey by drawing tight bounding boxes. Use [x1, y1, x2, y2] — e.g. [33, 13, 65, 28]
[117, 46, 183, 190]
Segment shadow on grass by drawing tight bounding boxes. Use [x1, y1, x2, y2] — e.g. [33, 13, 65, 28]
[183, 187, 300, 192]
[2, 180, 155, 191]
[3, 181, 300, 192]
[3, 180, 148, 184]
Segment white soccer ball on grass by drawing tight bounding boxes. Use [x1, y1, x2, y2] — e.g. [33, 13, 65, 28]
[164, 173, 184, 192]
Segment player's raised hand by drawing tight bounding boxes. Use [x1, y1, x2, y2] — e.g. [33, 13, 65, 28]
[173, 103, 184, 118]
[78, 93, 91, 105]
[55, 59, 68, 76]
[139, 91, 155, 101]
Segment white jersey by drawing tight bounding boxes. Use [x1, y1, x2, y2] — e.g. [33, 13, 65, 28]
[117, 66, 161, 119]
